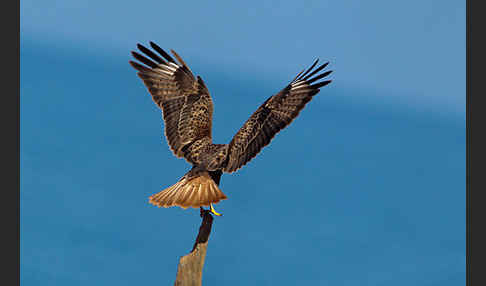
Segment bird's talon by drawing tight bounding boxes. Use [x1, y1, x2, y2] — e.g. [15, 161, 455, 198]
[210, 204, 222, 216]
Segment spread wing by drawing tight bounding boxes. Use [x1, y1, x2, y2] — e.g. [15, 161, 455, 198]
[223, 60, 332, 173]
[129, 42, 213, 161]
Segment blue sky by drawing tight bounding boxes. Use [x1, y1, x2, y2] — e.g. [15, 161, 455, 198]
[21, 1, 465, 285]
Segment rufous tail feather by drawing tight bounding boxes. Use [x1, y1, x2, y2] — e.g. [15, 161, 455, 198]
[148, 171, 228, 209]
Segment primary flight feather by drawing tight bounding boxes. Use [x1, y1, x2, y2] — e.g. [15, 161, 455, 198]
[129, 42, 333, 212]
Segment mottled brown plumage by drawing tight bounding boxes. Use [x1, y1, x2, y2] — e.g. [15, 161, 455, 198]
[129, 42, 332, 209]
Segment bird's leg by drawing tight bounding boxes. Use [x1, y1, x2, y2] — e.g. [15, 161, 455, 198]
[209, 203, 222, 216]
[199, 204, 222, 217]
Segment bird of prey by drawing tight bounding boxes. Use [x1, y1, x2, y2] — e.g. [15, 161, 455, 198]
[129, 42, 332, 216]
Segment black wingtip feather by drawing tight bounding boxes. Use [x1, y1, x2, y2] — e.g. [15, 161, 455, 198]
[291, 69, 305, 83]
[307, 70, 333, 84]
[303, 62, 329, 81]
[149, 42, 177, 64]
[131, 51, 158, 68]
[129, 60, 151, 72]
[137, 43, 166, 65]
[298, 59, 320, 81]
[310, 80, 332, 90]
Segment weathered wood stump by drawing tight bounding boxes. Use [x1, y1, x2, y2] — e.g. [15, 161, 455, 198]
[174, 208, 214, 286]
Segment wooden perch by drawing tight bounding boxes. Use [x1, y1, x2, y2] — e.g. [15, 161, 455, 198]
[174, 208, 214, 286]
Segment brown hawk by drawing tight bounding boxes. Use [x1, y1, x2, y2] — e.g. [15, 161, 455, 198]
[129, 42, 332, 215]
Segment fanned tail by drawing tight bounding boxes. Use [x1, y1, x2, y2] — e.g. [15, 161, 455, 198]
[149, 171, 228, 209]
